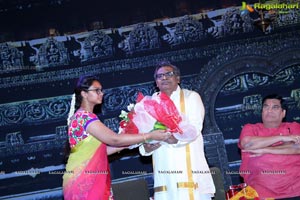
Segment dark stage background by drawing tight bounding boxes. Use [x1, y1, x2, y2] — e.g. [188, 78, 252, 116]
[0, 2, 300, 199]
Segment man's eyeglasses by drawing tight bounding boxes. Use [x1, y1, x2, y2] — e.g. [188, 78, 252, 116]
[155, 71, 176, 80]
[86, 88, 103, 95]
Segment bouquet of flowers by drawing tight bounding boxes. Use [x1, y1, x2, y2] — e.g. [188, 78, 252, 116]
[119, 92, 197, 149]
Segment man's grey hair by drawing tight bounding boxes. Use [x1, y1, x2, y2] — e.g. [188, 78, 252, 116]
[154, 60, 181, 79]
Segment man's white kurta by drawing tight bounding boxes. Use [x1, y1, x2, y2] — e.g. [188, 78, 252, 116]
[139, 86, 216, 200]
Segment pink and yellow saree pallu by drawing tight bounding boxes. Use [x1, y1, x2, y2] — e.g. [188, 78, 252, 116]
[63, 135, 111, 200]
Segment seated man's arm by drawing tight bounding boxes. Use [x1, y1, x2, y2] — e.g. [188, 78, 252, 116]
[244, 142, 300, 155]
[239, 124, 300, 150]
[240, 135, 297, 150]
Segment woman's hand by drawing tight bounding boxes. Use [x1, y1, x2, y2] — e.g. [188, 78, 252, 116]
[146, 130, 171, 141]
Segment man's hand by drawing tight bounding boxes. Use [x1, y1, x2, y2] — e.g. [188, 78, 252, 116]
[281, 135, 300, 144]
[242, 148, 265, 157]
[164, 134, 178, 144]
[143, 143, 161, 153]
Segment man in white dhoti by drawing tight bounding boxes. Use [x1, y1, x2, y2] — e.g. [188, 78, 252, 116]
[139, 61, 216, 200]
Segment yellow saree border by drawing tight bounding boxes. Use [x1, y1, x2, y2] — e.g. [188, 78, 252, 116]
[63, 135, 101, 185]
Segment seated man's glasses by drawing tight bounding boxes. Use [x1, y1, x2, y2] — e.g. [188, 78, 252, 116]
[155, 71, 175, 80]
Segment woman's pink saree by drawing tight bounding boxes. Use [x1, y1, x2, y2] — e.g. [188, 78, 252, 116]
[63, 135, 111, 200]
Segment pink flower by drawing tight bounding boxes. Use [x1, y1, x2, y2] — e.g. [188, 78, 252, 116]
[69, 138, 76, 146]
[71, 120, 78, 128]
[74, 126, 83, 137]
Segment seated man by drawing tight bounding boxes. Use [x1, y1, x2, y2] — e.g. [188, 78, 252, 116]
[239, 94, 300, 200]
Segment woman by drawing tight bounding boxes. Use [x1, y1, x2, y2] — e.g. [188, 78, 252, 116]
[63, 76, 170, 200]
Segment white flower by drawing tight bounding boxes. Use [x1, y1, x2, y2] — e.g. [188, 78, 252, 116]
[119, 110, 129, 120]
[127, 103, 135, 111]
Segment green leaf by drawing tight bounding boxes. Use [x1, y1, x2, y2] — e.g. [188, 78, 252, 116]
[153, 121, 167, 130]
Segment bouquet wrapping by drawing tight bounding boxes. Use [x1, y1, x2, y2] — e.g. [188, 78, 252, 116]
[119, 92, 197, 148]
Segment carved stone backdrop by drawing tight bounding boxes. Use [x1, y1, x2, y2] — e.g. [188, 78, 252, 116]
[0, 5, 300, 199]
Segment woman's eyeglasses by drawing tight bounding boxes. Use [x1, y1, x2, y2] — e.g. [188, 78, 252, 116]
[86, 88, 103, 95]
